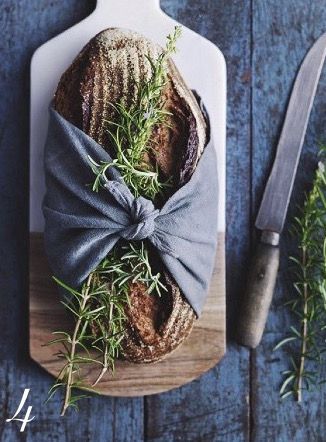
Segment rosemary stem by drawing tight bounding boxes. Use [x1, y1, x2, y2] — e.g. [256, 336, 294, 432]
[61, 273, 93, 416]
[277, 154, 326, 400]
[92, 365, 108, 387]
[296, 246, 308, 402]
[92, 301, 113, 387]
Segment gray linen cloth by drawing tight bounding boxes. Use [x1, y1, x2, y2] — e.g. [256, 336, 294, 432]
[43, 108, 218, 316]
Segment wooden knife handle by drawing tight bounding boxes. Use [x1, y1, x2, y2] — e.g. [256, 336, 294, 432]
[237, 232, 280, 349]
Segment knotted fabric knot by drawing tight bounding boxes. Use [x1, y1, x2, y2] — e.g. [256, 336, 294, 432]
[104, 181, 159, 241]
[121, 196, 159, 240]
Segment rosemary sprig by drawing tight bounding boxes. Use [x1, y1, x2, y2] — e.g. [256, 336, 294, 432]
[48, 273, 105, 416]
[48, 26, 182, 415]
[275, 148, 326, 401]
[50, 242, 168, 413]
[89, 25, 181, 199]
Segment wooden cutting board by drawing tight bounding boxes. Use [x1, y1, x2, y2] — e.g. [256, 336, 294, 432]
[29, 0, 226, 396]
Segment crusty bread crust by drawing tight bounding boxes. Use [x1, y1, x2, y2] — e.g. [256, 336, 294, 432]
[53, 28, 207, 363]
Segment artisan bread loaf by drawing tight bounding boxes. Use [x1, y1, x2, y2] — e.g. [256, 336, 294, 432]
[53, 28, 208, 363]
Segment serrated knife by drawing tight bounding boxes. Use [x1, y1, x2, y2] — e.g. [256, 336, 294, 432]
[237, 31, 326, 349]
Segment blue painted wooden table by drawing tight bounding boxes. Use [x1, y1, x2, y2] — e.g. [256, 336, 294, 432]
[1, 0, 326, 440]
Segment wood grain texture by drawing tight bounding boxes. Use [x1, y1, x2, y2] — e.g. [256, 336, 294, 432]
[251, 0, 326, 440]
[29, 233, 225, 396]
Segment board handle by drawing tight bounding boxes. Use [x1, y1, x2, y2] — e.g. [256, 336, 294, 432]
[237, 231, 280, 349]
[96, 0, 160, 12]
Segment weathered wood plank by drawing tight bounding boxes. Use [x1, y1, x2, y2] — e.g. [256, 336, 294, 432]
[0, 1, 144, 440]
[251, 0, 326, 440]
[145, 1, 252, 440]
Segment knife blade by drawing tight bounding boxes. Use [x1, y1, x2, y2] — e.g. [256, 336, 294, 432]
[256, 32, 326, 234]
[237, 32, 326, 349]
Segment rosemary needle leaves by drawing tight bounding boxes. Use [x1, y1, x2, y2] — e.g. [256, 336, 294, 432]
[275, 151, 326, 401]
[89, 26, 182, 199]
[48, 27, 181, 415]
[50, 242, 168, 415]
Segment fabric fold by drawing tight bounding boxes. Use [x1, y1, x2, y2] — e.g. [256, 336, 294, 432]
[43, 107, 219, 316]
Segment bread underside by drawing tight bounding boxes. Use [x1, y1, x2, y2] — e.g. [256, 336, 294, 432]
[53, 28, 208, 363]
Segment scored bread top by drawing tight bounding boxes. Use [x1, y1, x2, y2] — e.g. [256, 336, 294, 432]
[54, 28, 208, 363]
[54, 28, 207, 189]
